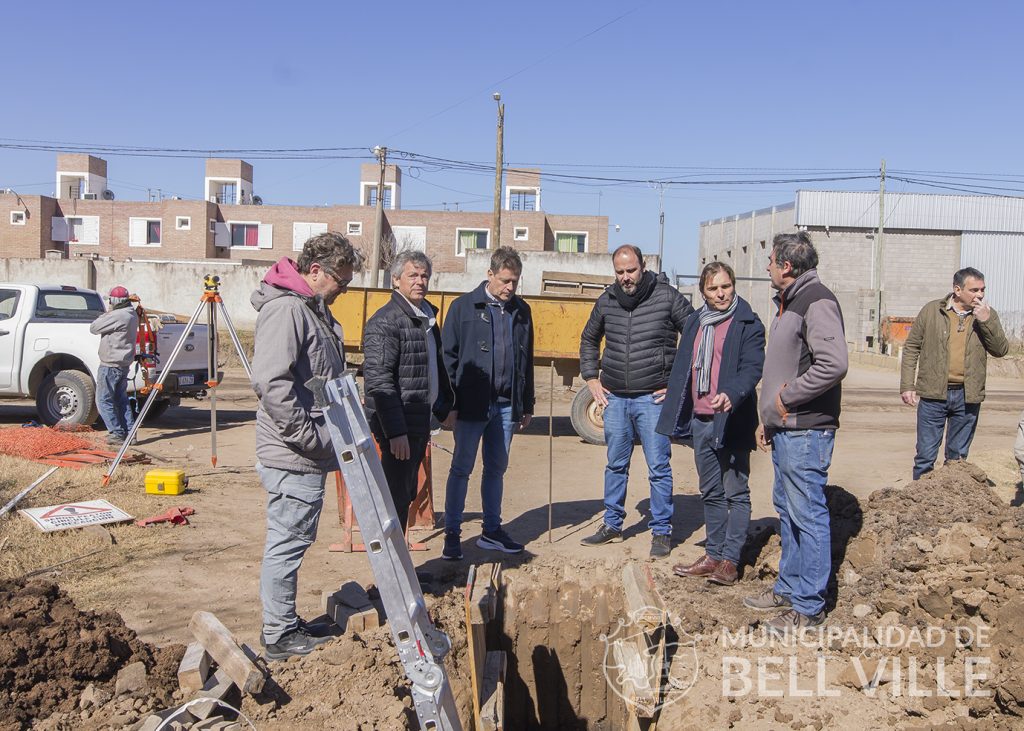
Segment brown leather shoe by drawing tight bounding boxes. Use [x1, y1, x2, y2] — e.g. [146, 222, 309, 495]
[672, 554, 720, 578]
[707, 559, 738, 586]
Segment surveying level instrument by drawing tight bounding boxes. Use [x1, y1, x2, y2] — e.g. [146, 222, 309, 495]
[102, 275, 253, 486]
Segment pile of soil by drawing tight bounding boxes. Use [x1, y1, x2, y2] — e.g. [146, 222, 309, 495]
[655, 461, 1024, 729]
[0, 579, 184, 731]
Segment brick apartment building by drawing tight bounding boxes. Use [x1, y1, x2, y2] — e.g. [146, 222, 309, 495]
[1, 155, 608, 273]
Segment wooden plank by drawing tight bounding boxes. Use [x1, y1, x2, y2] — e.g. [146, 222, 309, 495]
[187, 611, 265, 695]
[470, 563, 502, 624]
[479, 650, 506, 731]
[621, 563, 666, 631]
[611, 639, 657, 718]
[464, 565, 482, 731]
[177, 641, 212, 695]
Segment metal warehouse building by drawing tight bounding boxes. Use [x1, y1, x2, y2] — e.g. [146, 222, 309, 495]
[699, 190, 1024, 347]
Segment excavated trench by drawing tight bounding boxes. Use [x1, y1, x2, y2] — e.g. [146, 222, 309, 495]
[490, 563, 633, 731]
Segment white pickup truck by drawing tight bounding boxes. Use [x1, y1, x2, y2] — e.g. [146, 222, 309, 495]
[0, 283, 212, 425]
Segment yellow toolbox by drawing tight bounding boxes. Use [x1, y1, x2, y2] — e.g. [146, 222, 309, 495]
[145, 469, 189, 495]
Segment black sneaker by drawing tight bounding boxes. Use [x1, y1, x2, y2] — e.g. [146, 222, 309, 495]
[649, 534, 671, 559]
[477, 527, 524, 554]
[260, 618, 335, 647]
[441, 530, 463, 561]
[581, 524, 623, 546]
[106, 432, 126, 445]
[263, 627, 333, 661]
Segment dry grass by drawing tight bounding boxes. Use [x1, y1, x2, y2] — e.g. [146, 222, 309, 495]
[0, 455, 184, 594]
[218, 328, 255, 371]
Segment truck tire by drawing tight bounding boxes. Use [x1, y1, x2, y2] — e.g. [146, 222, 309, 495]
[570, 388, 606, 446]
[36, 370, 99, 427]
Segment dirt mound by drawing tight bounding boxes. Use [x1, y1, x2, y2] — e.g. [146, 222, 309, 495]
[0, 579, 184, 731]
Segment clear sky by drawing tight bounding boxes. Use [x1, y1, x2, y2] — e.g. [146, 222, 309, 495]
[4, 0, 1022, 275]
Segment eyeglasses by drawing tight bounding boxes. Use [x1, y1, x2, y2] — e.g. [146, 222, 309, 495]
[324, 268, 352, 288]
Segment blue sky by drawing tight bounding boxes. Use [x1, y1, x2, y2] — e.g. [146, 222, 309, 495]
[4, 1, 1022, 274]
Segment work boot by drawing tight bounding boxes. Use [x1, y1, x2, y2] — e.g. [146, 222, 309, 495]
[263, 627, 333, 661]
[441, 530, 463, 561]
[743, 588, 792, 612]
[259, 617, 335, 647]
[672, 554, 720, 578]
[649, 534, 671, 559]
[765, 608, 825, 638]
[477, 527, 524, 554]
[580, 524, 623, 546]
[106, 432, 126, 445]
[707, 559, 739, 586]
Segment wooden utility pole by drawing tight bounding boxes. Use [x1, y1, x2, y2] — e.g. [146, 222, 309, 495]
[492, 94, 504, 249]
[370, 145, 388, 288]
[875, 158, 886, 350]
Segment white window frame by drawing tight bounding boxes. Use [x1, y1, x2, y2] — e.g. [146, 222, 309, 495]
[455, 228, 490, 257]
[292, 222, 329, 251]
[347, 221, 363, 236]
[553, 230, 589, 253]
[10, 211, 26, 226]
[228, 220, 273, 250]
[175, 216, 191, 231]
[129, 217, 163, 248]
[505, 185, 541, 211]
[54, 215, 100, 245]
[513, 226, 529, 241]
[360, 182, 396, 209]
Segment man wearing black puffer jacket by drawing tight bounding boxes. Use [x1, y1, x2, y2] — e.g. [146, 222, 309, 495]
[363, 250, 455, 536]
[579, 245, 693, 558]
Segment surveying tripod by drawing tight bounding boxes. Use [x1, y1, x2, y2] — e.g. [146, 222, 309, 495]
[102, 275, 252, 486]
[316, 374, 462, 731]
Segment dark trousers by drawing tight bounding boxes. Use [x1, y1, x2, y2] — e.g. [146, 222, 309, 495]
[913, 387, 981, 480]
[691, 417, 752, 564]
[376, 432, 429, 533]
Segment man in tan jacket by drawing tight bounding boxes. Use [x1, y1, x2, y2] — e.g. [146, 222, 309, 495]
[900, 267, 1009, 479]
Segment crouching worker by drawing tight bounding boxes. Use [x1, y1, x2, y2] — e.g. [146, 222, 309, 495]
[251, 232, 363, 661]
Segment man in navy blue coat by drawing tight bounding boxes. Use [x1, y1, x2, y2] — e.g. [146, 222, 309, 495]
[440, 246, 535, 560]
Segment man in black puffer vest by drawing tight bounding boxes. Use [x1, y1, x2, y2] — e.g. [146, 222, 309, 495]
[579, 245, 693, 558]
[363, 250, 455, 535]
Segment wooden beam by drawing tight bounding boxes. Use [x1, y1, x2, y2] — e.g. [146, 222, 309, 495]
[621, 563, 666, 630]
[187, 611, 264, 695]
[177, 641, 212, 695]
[479, 650, 507, 731]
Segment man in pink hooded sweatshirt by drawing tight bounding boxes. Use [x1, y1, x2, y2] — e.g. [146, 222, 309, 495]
[250, 232, 364, 661]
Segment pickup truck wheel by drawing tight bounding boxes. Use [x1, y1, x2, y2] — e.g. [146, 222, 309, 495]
[570, 388, 606, 446]
[130, 396, 171, 424]
[36, 370, 99, 426]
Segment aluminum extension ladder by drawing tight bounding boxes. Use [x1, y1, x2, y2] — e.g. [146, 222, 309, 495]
[316, 374, 462, 731]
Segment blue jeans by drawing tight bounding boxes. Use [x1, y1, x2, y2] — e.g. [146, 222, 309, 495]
[913, 387, 980, 480]
[771, 429, 834, 617]
[602, 393, 674, 536]
[96, 365, 134, 437]
[445, 401, 515, 534]
[257, 462, 327, 644]
[691, 418, 751, 564]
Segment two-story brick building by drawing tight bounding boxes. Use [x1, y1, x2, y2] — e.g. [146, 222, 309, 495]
[1, 155, 608, 273]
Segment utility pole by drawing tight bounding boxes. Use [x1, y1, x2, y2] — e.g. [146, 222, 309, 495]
[657, 184, 666, 272]
[370, 145, 388, 288]
[492, 93, 504, 249]
[875, 158, 886, 350]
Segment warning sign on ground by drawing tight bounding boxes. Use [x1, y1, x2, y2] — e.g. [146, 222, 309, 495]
[20, 500, 132, 533]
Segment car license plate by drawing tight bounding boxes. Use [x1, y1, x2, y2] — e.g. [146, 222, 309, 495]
[178, 374, 195, 386]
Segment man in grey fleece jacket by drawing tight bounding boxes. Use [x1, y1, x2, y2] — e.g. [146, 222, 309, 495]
[251, 232, 363, 661]
[744, 232, 848, 637]
[89, 286, 139, 443]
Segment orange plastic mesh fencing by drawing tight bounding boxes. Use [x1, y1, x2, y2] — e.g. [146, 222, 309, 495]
[0, 426, 97, 460]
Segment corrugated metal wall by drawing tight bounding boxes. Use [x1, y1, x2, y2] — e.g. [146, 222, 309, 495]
[961, 232, 1024, 341]
[796, 191, 1024, 232]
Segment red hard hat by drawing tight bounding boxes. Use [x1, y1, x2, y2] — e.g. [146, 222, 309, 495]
[109, 286, 129, 298]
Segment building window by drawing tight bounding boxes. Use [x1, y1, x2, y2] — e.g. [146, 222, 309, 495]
[293, 222, 328, 251]
[365, 186, 393, 208]
[231, 223, 260, 247]
[508, 189, 537, 211]
[456, 228, 489, 256]
[347, 221, 362, 236]
[10, 211, 26, 225]
[53, 216, 99, 245]
[129, 218, 162, 247]
[554, 231, 588, 253]
[176, 216, 191, 231]
[513, 226, 529, 241]
[209, 219, 217, 233]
